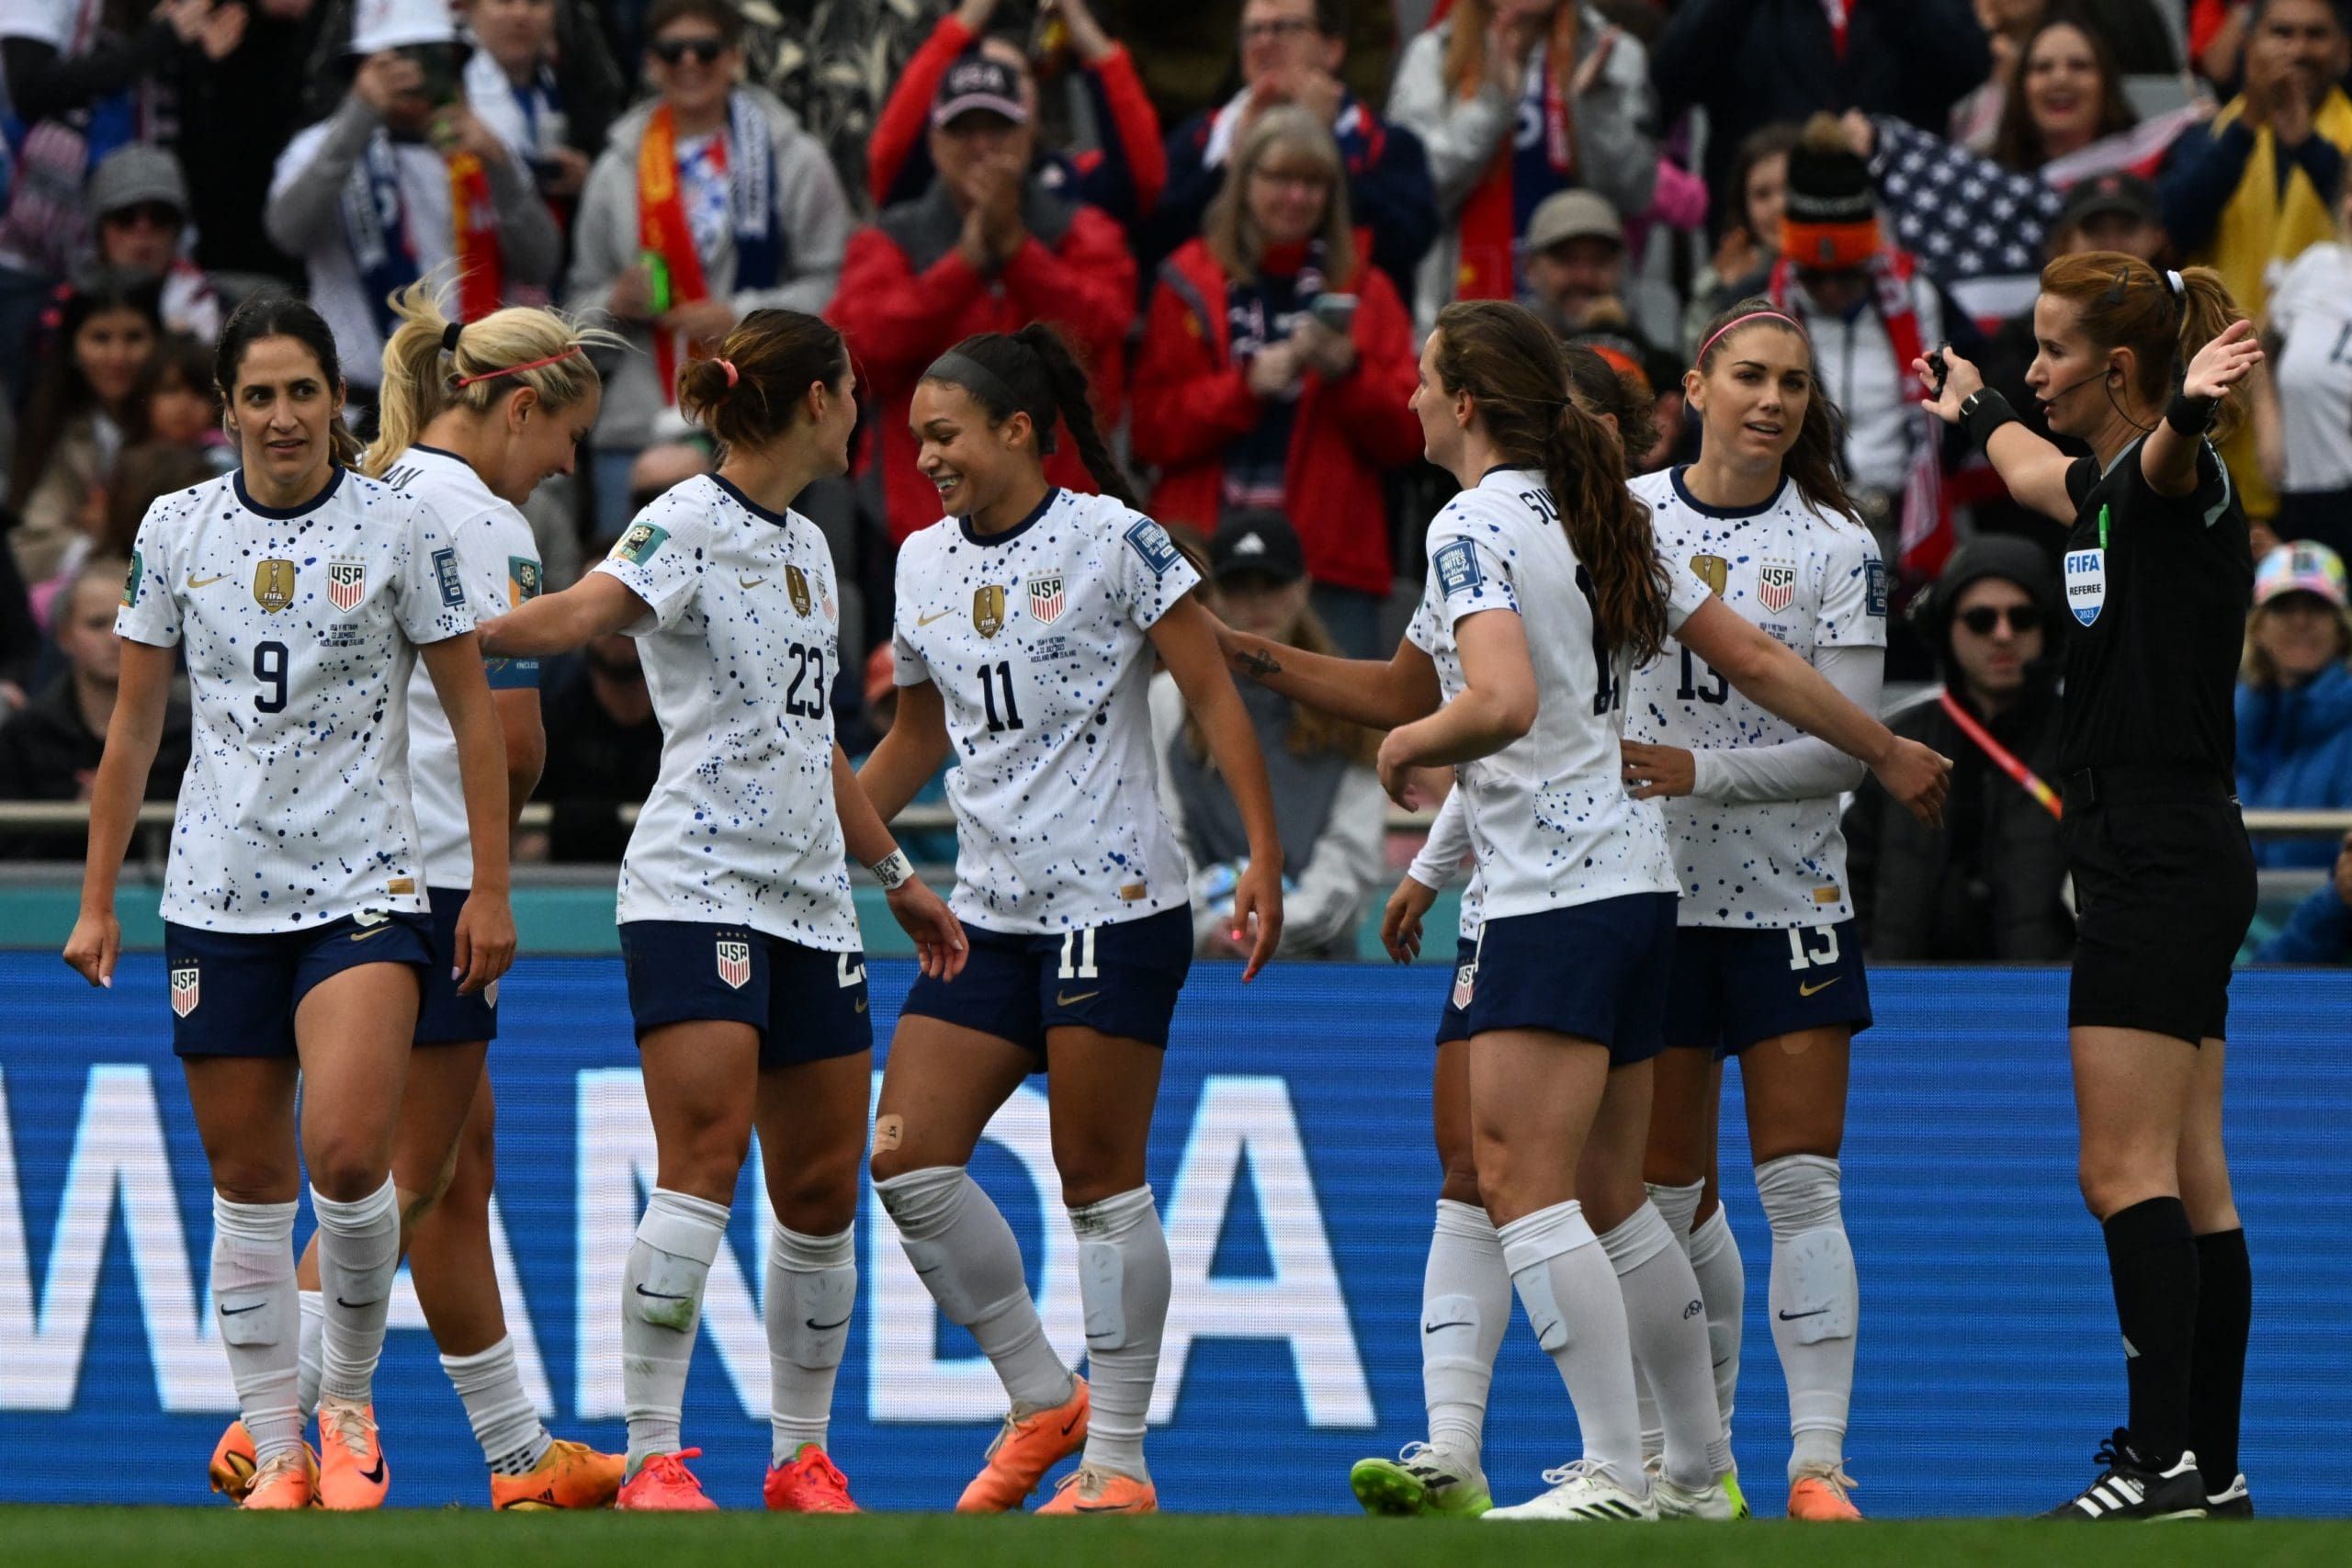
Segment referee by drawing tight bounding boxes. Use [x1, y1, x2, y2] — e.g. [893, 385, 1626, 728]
[1922, 253, 2260, 1521]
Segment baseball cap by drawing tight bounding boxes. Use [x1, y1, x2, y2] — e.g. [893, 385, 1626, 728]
[933, 53, 1028, 129]
[1524, 188, 1624, 254]
[2052, 173, 2160, 236]
[1210, 512, 1306, 586]
[90, 146, 189, 221]
[350, 0, 458, 53]
[2256, 541, 2349, 609]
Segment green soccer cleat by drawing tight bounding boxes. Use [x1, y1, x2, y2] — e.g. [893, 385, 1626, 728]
[1723, 1467, 1752, 1519]
[1350, 1442, 1493, 1517]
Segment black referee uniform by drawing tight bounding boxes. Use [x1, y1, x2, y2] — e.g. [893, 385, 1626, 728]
[2056, 434, 2257, 1043]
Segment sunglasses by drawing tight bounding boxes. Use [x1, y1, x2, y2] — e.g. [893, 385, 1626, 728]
[651, 36, 727, 64]
[1959, 604, 2043, 636]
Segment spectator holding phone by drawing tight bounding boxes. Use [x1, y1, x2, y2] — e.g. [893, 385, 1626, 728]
[567, 0, 851, 534]
[462, 0, 628, 217]
[265, 0, 562, 404]
[1129, 106, 1419, 657]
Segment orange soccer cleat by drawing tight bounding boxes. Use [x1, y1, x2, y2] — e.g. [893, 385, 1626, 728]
[241, 1445, 319, 1510]
[955, 1376, 1090, 1513]
[209, 1418, 258, 1503]
[763, 1443, 859, 1513]
[315, 1398, 390, 1511]
[1036, 1465, 1158, 1516]
[490, 1438, 627, 1510]
[1788, 1465, 1863, 1521]
[616, 1448, 719, 1511]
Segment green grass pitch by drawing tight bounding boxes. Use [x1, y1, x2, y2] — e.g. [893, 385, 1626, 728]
[3, 1510, 2346, 1567]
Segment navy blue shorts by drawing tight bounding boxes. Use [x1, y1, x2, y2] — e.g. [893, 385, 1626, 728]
[1435, 935, 1477, 1047]
[1663, 919, 1872, 1058]
[1459, 892, 1678, 1066]
[414, 886, 499, 1047]
[900, 907, 1193, 1055]
[164, 912, 432, 1058]
[617, 921, 872, 1069]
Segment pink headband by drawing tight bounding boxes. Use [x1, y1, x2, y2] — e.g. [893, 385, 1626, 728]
[1696, 310, 1805, 367]
[453, 345, 583, 388]
[717, 358, 739, 388]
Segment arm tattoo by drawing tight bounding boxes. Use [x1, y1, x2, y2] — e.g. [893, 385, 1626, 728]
[1237, 647, 1283, 682]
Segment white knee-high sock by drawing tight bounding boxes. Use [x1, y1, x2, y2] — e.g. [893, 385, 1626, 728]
[311, 1178, 401, 1405]
[1757, 1155, 1856, 1479]
[1421, 1199, 1510, 1468]
[296, 1289, 324, 1420]
[1071, 1187, 1170, 1481]
[1687, 1203, 1745, 1440]
[212, 1194, 303, 1463]
[441, 1337, 551, 1475]
[875, 1167, 1073, 1410]
[1600, 1202, 1731, 1489]
[622, 1187, 730, 1471]
[766, 1221, 854, 1461]
[1634, 1180, 1706, 1460]
[1498, 1200, 1646, 1495]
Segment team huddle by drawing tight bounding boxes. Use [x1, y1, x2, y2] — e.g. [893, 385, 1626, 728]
[62, 243, 2261, 1520]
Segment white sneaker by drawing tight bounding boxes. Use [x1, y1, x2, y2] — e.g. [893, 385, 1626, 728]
[1485, 1459, 1657, 1522]
[1653, 1473, 1738, 1520]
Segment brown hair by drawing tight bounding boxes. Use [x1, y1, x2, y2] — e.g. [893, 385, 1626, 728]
[134, 331, 216, 418]
[1442, 1, 1581, 106]
[2241, 594, 2352, 688]
[1726, 120, 1803, 243]
[1690, 296, 1863, 523]
[922, 323, 1140, 508]
[643, 0, 743, 47]
[102, 441, 216, 558]
[363, 281, 616, 477]
[1991, 8, 2136, 175]
[2038, 253, 2247, 438]
[675, 309, 851, 453]
[1562, 342, 1660, 468]
[1204, 105, 1356, 286]
[1430, 299, 1671, 661]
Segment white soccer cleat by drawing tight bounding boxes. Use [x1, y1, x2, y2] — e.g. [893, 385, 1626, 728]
[1653, 1473, 1739, 1520]
[1485, 1459, 1657, 1522]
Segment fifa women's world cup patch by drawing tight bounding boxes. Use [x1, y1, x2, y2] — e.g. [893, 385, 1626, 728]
[609, 523, 671, 565]
[508, 556, 543, 604]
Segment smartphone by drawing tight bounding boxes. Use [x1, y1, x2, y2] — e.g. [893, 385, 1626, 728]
[403, 42, 464, 111]
[1308, 293, 1358, 335]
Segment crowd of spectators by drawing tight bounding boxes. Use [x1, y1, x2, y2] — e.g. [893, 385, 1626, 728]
[7, 0, 2352, 962]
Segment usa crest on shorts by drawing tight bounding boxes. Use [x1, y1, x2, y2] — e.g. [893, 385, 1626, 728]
[716, 937, 752, 989]
[327, 559, 367, 613]
[1028, 573, 1066, 626]
[170, 963, 200, 1017]
[1452, 960, 1476, 1010]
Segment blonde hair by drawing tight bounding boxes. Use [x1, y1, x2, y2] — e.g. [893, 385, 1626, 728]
[1204, 105, 1357, 286]
[362, 280, 620, 477]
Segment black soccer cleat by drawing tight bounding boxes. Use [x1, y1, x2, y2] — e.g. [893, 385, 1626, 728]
[2204, 1473, 2255, 1518]
[2042, 1429, 2207, 1520]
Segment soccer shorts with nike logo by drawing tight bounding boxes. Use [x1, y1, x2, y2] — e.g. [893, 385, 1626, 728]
[164, 911, 433, 1057]
[617, 921, 871, 1066]
[899, 907, 1193, 1056]
[1663, 919, 1872, 1059]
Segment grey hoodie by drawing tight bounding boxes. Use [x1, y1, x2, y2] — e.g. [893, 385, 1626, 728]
[567, 86, 851, 451]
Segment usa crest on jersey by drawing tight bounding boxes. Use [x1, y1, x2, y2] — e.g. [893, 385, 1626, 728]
[716, 938, 752, 989]
[1028, 573, 1066, 626]
[327, 559, 367, 613]
[170, 963, 200, 1018]
[1758, 561, 1797, 615]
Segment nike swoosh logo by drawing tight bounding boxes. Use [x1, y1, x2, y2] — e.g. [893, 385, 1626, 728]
[334, 1297, 379, 1310]
[1061, 1414, 1081, 1436]
[916, 608, 956, 626]
[359, 1454, 386, 1484]
[1073, 1502, 1135, 1512]
[219, 1302, 266, 1315]
[187, 573, 228, 589]
[854, 998, 868, 1013]
[633, 1284, 692, 1301]
[740, 576, 767, 588]
[1777, 1307, 1831, 1321]
[1422, 1319, 1474, 1334]
[1056, 989, 1100, 1007]
[1798, 976, 1842, 997]
[806, 1315, 851, 1331]
[349, 926, 389, 943]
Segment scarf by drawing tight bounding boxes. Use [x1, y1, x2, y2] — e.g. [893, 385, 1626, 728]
[1203, 86, 1386, 175]
[1455, 21, 1577, 304]
[636, 94, 784, 403]
[1770, 250, 1951, 581]
[342, 132, 503, 338]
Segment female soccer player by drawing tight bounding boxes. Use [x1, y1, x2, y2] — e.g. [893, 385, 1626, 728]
[858, 324, 1285, 1517]
[208, 283, 628, 1509]
[478, 310, 967, 1513]
[63, 292, 518, 1511]
[1924, 256, 2262, 1520]
[1620, 299, 1890, 1522]
[1225, 299, 1946, 1522]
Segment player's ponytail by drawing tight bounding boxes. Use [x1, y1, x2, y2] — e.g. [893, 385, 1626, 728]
[1432, 300, 1671, 663]
[676, 309, 850, 454]
[921, 325, 1141, 509]
[1561, 342, 1660, 469]
[2041, 253, 2249, 441]
[364, 281, 616, 478]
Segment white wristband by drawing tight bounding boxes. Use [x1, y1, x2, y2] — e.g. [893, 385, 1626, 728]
[870, 848, 915, 891]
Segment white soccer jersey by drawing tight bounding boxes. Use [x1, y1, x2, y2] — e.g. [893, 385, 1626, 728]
[1406, 468, 1711, 922]
[1626, 468, 1888, 928]
[892, 488, 1198, 934]
[595, 476, 858, 950]
[379, 446, 543, 890]
[116, 468, 473, 931]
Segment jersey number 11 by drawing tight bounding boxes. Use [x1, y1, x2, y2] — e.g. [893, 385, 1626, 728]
[979, 660, 1025, 733]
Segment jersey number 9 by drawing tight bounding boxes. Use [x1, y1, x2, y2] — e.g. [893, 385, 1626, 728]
[254, 641, 288, 714]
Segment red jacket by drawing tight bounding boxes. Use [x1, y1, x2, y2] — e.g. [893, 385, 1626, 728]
[1130, 236, 1420, 596]
[829, 189, 1138, 544]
